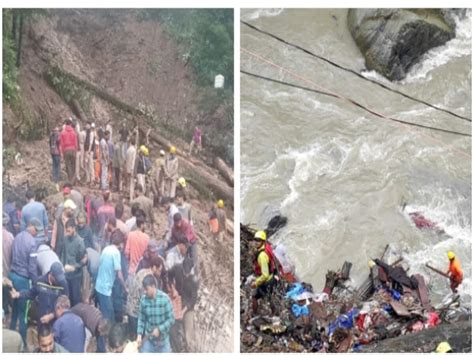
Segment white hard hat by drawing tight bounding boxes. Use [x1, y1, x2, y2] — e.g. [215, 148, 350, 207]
[91, 123, 96, 128]
[160, 149, 165, 156]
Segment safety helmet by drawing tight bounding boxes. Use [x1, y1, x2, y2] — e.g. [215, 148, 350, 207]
[217, 199, 224, 208]
[170, 146, 177, 154]
[254, 230, 267, 241]
[447, 251, 455, 260]
[178, 177, 186, 188]
[160, 149, 165, 156]
[436, 341, 452, 353]
[140, 145, 149, 156]
[368, 259, 376, 269]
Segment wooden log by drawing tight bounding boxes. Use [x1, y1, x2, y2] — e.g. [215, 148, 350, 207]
[214, 156, 234, 186]
[138, 127, 233, 202]
[71, 99, 87, 122]
[425, 263, 449, 278]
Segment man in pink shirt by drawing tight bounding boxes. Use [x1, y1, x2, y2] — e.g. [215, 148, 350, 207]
[59, 118, 78, 184]
[124, 216, 149, 275]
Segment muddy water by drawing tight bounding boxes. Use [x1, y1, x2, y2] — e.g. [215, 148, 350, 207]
[240, 9, 472, 304]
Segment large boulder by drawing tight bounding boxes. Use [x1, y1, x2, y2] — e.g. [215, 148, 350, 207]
[347, 9, 456, 81]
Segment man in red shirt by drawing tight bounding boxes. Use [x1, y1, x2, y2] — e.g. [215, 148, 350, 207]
[125, 216, 150, 275]
[59, 118, 78, 184]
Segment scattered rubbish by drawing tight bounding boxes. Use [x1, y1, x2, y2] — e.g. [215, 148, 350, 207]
[240, 222, 471, 352]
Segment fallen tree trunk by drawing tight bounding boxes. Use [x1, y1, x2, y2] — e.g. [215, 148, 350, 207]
[141, 127, 233, 202]
[359, 320, 471, 352]
[214, 157, 234, 186]
[71, 99, 87, 122]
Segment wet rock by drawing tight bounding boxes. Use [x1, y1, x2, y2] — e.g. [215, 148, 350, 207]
[347, 9, 456, 80]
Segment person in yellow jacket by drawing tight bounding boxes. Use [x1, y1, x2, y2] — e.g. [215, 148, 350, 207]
[250, 230, 278, 315]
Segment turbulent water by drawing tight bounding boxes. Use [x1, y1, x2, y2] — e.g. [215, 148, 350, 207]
[240, 9, 472, 304]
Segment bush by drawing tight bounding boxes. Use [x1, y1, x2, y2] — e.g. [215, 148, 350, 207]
[3, 35, 18, 103]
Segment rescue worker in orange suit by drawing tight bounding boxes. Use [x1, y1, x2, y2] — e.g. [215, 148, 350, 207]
[447, 251, 463, 293]
[250, 230, 278, 315]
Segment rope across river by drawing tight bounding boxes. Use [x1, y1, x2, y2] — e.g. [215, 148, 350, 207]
[241, 20, 472, 123]
[241, 47, 471, 159]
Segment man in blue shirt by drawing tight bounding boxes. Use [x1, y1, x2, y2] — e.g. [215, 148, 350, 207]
[52, 295, 86, 352]
[95, 229, 127, 322]
[21, 190, 49, 232]
[8, 217, 42, 344]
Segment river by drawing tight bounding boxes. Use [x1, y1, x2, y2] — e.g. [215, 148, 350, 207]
[240, 8, 471, 305]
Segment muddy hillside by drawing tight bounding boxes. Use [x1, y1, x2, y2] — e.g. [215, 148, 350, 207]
[3, 9, 233, 352]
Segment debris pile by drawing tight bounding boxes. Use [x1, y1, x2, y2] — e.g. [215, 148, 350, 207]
[240, 222, 472, 353]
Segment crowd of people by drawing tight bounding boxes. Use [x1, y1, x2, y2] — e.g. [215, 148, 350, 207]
[2, 117, 227, 353]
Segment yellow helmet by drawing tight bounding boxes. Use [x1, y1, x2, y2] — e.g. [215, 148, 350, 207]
[217, 199, 224, 208]
[447, 251, 455, 260]
[140, 145, 149, 156]
[178, 177, 186, 187]
[170, 146, 177, 154]
[368, 259, 376, 269]
[436, 341, 452, 353]
[254, 230, 267, 241]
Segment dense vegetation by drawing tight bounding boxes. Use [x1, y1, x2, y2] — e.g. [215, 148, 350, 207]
[3, 9, 47, 104]
[138, 9, 234, 90]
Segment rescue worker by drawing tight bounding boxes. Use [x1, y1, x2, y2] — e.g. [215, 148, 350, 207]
[250, 230, 278, 315]
[164, 146, 179, 199]
[447, 251, 463, 293]
[216, 199, 226, 240]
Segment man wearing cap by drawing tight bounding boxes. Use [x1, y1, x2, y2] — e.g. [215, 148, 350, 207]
[62, 183, 84, 214]
[51, 199, 76, 258]
[84, 122, 96, 185]
[49, 127, 61, 190]
[136, 239, 162, 273]
[59, 118, 78, 184]
[164, 146, 179, 199]
[8, 218, 42, 343]
[21, 190, 49, 232]
[60, 218, 87, 306]
[10, 262, 69, 325]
